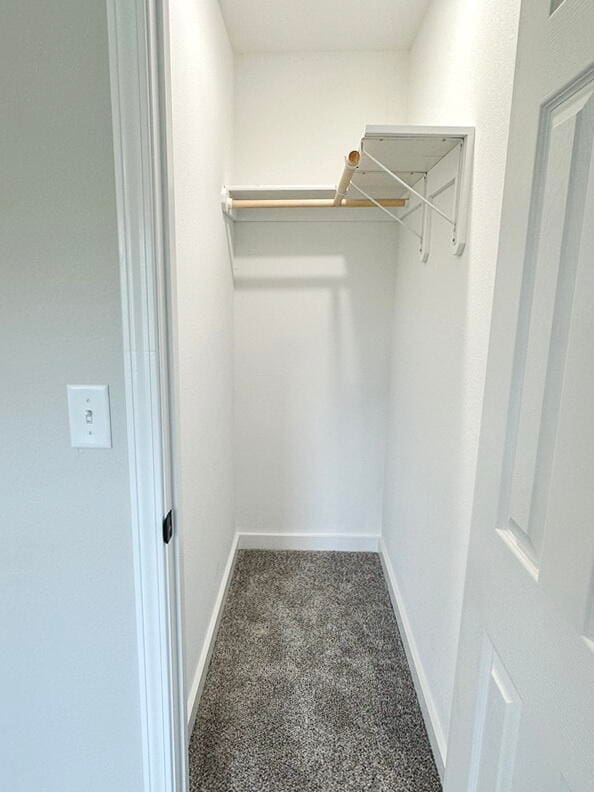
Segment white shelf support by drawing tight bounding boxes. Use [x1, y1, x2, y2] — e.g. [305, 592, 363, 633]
[450, 136, 474, 255]
[362, 148, 456, 226]
[221, 187, 235, 220]
[419, 175, 431, 263]
[359, 126, 475, 259]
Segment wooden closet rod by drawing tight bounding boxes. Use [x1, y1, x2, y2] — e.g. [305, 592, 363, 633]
[226, 149, 407, 210]
[229, 197, 406, 209]
[333, 150, 361, 205]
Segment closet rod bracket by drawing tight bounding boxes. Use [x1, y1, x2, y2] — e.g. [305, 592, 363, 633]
[221, 187, 235, 220]
[359, 125, 475, 259]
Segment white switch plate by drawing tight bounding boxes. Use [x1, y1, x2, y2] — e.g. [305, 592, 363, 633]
[67, 385, 112, 448]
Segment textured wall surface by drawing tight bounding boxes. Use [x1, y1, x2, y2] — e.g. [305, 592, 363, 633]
[234, 50, 408, 184]
[1, 2, 143, 790]
[231, 48, 407, 543]
[168, 0, 236, 710]
[234, 222, 397, 539]
[382, 0, 522, 760]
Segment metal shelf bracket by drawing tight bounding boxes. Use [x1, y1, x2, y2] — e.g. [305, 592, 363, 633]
[360, 127, 475, 261]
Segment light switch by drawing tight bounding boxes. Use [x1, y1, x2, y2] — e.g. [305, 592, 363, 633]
[67, 385, 112, 448]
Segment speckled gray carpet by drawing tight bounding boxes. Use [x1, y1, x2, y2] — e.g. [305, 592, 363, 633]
[189, 550, 441, 791]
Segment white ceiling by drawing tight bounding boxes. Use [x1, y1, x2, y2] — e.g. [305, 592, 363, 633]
[219, 0, 431, 54]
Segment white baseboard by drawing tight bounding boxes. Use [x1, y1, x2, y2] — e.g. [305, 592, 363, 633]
[378, 538, 447, 780]
[236, 531, 380, 552]
[186, 532, 240, 736]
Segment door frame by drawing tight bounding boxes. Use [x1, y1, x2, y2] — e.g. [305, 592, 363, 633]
[106, 1, 186, 791]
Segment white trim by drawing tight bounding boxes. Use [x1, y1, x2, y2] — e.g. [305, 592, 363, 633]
[378, 538, 447, 779]
[106, 1, 183, 790]
[186, 533, 240, 736]
[237, 531, 380, 552]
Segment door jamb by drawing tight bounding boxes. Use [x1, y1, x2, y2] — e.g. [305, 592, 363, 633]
[106, 1, 186, 790]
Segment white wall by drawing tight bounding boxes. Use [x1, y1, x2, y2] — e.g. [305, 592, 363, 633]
[1, 2, 144, 790]
[381, 0, 521, 763]
[234, 222, 397, 539]
[168, 0, 236, 713]
[234, 50, 408, 184]
[232, 50, 406, 541]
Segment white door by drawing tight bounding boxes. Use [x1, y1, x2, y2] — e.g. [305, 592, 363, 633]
[444, 1, 594, 790]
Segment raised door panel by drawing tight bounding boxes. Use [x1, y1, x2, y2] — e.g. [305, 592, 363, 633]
[468, 639, 522, 792]
[538, 82, 594, 640]
[497, 72, 594, 610]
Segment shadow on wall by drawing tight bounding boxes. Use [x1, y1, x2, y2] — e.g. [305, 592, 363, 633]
[386, 177, 471, 565]
[232, 220, 398, 536]
[382, 172, 471, 748]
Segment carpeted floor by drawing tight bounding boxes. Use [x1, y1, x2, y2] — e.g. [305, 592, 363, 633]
[189, 550, 442, 792]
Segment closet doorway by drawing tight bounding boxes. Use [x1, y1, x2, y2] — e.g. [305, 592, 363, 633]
[108, 0, 594, 791]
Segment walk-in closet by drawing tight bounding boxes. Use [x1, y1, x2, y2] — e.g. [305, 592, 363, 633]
[5, 0, 594, 790]
[165, 1, 516, 790]
[164, 0, 493, 788]
[166, 0, 483, 781]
